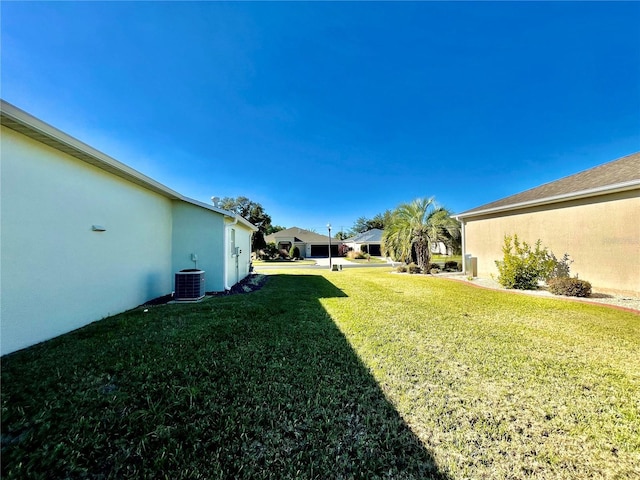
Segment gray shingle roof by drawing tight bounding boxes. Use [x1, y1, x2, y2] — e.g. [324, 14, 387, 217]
[345, 229, 383, 243]
[456, 152, 640, 218]
[265, 227, 333, 244]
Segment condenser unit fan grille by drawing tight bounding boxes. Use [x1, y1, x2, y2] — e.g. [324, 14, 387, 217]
[175, 269, 205, 301]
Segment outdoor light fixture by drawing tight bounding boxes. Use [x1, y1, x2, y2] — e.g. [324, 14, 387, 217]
[327, 223, 332, 270]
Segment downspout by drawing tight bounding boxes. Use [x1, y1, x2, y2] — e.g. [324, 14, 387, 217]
[456, 216, 467, 273]
[224, 215, 238, 291]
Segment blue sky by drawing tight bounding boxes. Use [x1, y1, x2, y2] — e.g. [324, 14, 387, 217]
[3, 1, 639, 234]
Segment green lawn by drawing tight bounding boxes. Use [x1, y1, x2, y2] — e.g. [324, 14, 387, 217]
[252, 258, 317, 265]
[2, 268, 638, 479]
[430, 254, 462, 264]
[345, 256, 387, 264]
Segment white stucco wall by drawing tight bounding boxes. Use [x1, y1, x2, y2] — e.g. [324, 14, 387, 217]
[1, 126, 173, 355]
[225, 222, 254, 289]
[171, 201, 226, 292]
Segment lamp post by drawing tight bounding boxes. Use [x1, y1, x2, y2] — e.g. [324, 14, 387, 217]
[327, 223, 332, 270]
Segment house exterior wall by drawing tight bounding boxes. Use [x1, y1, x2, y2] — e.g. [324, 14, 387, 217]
[1, 126, 173, 355]
[171, 201, 226, 292]
[462, 190, 640, 295]
[225, 222, 254, 288]
[273, 235, 297, 247]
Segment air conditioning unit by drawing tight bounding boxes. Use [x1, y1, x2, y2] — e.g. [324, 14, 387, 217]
[174, 269, 206, 301]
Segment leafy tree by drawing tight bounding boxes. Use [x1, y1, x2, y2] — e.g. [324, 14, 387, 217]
[252, 231, 267, 252]
[264, 224, 285, 236]
[219, 196, 272, 253]
[351, 217, 370, 234]
[429, 208, 462, 255]
[351, 210, 392, 234]
[335, 231, 350, 240]
[219, 196, 271, 230]
[372, 210, 392, 229]
[382, 198, 461, 272]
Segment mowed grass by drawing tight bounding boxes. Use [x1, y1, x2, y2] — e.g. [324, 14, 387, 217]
[2, 269, 639, 479]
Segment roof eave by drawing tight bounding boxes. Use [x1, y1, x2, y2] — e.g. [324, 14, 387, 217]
[455, 180, 640, 220]
[1, 100, 259, 231]
[1, 100, 183, 200]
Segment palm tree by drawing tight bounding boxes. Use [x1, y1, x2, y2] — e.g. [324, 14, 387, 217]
[382, 198, 461, 272]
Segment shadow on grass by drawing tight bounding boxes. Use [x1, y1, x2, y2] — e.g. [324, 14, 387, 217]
[1, 274, 448, 479]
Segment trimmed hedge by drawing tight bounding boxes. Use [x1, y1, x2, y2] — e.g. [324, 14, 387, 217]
[547, 277, 592, 297]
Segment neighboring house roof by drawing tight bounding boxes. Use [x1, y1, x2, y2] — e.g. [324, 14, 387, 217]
[0, 100, 257, 232]
[456, 152, 640, 219]
[265, 227, 335, 244]
[345, 228, 383, 243]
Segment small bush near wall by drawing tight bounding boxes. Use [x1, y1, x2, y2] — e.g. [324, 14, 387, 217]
[289, 246, 300, 259]
[548, 278, 592, 297]
[495, 234, 556, 290]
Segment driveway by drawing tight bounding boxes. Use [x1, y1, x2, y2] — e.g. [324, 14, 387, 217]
[255, 257, 394, 270]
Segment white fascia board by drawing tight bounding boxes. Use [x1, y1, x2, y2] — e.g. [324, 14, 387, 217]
[455, 180, 640, 220]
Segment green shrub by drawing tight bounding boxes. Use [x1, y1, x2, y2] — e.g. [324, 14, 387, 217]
[347, 250, 368, 260]
[289, 246, 300, 259]
[444, 261, 458, 271]
[548, 253, 573, 279]
[427, 263, 441, 274]
[548, 277, 592, 297]
[495, 234, 556, 290]
[261, 242, 279, 259]
[396, 264, 408, 273]
[407, 263, 421, 274]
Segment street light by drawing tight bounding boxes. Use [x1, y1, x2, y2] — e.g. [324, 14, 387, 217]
[327, 223, 332, 269]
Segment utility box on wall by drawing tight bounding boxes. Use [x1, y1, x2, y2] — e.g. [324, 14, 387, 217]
[175, 269, 206, 301]
[464, 254, 478, 277]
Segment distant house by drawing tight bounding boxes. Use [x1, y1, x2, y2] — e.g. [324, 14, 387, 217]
[343, 229, 383, 256]
[264, 227, 341, 257]
[0, 100, 257, 355]
[455, 152, 640, 296]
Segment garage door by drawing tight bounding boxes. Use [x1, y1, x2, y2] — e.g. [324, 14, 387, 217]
[310, 245, 329, 257]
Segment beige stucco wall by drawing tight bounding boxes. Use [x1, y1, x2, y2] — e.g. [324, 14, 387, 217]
[1, 126, 173, 355]
[463, 190, 640, 295]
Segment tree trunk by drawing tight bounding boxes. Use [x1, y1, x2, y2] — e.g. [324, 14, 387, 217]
[415, 242, 430, 273]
